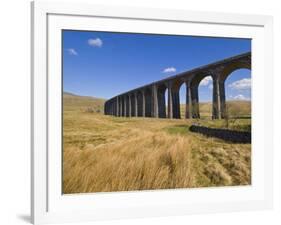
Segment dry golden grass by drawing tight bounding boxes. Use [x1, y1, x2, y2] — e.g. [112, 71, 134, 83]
[63, 93, 251, 194]
[180, 100, 251, 119]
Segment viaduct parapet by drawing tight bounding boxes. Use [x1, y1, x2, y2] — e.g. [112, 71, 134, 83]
[104, 52, 251, 119]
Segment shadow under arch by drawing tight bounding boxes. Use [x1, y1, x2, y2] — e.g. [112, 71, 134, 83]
[144, 87, 152, 117]
[125, 94, 130, 117]
[171, 79, 185, 119]
[136, 90, 143, 117]
[129, 93, 136, 117]
[157, 83, 167, 118]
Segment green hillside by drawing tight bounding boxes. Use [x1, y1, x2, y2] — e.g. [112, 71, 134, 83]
[63, 92, 106, 113]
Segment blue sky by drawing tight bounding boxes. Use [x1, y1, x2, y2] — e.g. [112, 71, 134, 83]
[63, 30, 251, 102]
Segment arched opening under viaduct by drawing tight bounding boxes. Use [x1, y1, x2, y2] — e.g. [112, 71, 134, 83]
[198, 75, 213, 119]
[178, 82, 186, 119]
[224, 68, 251, 119]
[164, 88, 168, 118]
[189, 73, 212, 119]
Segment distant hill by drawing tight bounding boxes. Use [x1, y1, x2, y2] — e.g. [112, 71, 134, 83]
[63, 92, 106, 113]
[63, 92, 250, 117]
[63, 91, 78, 96]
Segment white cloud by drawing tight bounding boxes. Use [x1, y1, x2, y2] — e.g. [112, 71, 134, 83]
[228, 78, 251, 90]
[163, 67, 176, 73]
[67, 48, 78, 56]
[200, 76, 212, 86]
[88, 38, 103, 47]
[232, 94, 250, 101]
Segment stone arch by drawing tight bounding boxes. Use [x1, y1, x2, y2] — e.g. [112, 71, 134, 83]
[189, 71, 213, 118]
[223, 68, 251, 118]
[219, 61, 251, 82]
[224, 68, 251, 100]
[218, 61, 251, 119]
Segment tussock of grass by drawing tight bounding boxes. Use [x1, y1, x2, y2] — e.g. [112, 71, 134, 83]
[64, 131, 195, 193]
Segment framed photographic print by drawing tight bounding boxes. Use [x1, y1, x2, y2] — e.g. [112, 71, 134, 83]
[31, 1, 273, 224]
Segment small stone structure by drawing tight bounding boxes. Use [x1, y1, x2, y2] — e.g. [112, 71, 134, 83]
[104, 52, 251, 119]
[189, 125, 251, 143]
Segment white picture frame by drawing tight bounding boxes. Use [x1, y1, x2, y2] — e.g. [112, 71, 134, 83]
[31, 1, 274, 224]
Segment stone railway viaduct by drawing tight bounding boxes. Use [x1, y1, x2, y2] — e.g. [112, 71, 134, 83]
[104, 52, 251, 119]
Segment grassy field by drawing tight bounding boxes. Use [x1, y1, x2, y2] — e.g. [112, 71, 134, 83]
[63, 92, 251, 194]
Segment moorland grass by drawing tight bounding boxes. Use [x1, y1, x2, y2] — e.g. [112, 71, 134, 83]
[63, 93, 251, 193]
